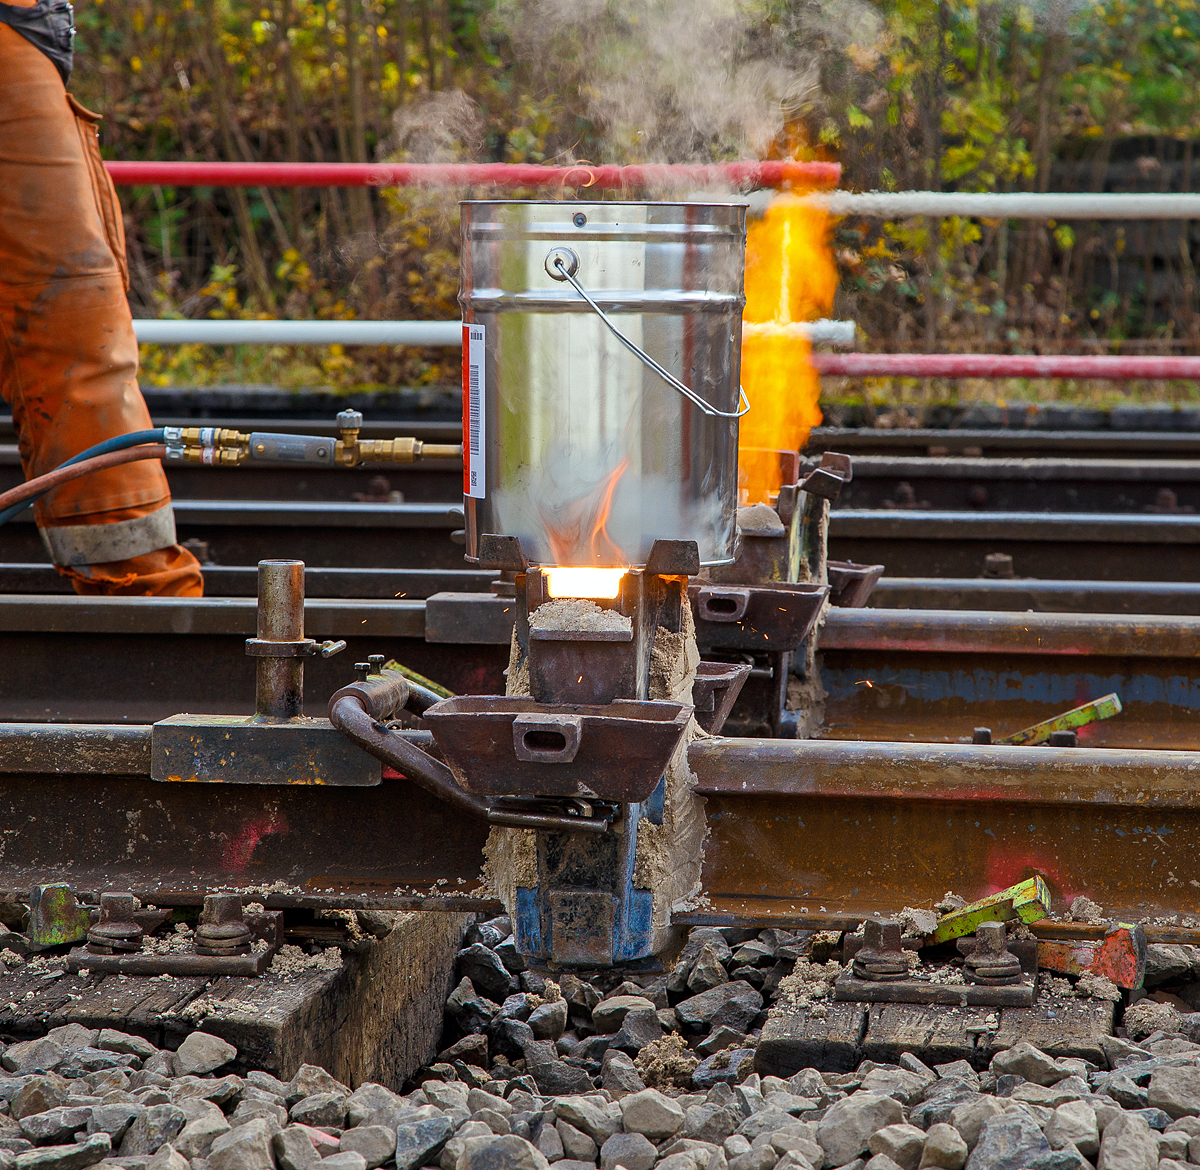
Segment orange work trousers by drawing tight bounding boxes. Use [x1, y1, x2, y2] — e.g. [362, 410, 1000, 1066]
[0, 20, 202, 596]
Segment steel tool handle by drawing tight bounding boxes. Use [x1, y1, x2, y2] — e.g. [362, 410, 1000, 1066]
[545, 248, 750, 420]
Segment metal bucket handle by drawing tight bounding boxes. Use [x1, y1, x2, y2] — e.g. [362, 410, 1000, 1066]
[546, 247, 751, 420]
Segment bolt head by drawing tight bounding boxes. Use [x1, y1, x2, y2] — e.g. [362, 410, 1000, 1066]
[201, 893, 245, 927]
[863, 917, 902, 951]
[99, 892, 137, 919]
[975, 920, 1008, 952]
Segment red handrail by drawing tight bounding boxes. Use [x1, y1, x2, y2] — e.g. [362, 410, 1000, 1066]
[104, 159, 840, 190]
[811, 353, 1200, 380]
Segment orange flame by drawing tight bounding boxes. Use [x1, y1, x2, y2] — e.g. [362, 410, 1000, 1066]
[542, 458, 630, 568]
[739, 195, 838, 505]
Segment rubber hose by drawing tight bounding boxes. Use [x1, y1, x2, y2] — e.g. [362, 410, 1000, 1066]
[0, 445, 169, 524]
[0, 428, 166, 526]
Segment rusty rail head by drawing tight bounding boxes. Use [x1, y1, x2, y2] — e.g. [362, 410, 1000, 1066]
[821, 606, 1200, 657]
[688, 735, 1200, 808]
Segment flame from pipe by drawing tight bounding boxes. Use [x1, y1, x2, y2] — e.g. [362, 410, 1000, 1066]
[739, 194, 838, 505]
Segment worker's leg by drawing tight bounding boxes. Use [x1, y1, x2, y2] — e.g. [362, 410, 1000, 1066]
[0, 22, 202, 596]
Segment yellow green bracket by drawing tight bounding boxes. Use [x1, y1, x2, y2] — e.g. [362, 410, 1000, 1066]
[927, 875, 1052, 944]
[997, 692, 1123, 746]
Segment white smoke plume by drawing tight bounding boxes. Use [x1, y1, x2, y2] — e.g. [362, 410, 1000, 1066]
[389, 90, 486, 163]
[488, 0, 873, 164]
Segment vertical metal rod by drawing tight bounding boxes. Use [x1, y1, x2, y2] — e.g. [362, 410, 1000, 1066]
[256, 559, 305, 718]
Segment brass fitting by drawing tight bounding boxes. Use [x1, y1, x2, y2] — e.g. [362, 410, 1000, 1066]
[164, 426, 251, 465]
[166, 414, 462, 468]
[334, 409, 462, 466]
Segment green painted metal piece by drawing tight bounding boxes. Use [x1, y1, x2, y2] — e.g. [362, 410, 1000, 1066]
[997, 692, 1123, 746]
[384, 659, 456, 699]
[28, 883, 93, 950]
[927, 875, 1052, 945]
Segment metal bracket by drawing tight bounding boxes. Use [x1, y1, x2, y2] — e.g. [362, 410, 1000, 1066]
[67, 907, 283, 978]
[152, 714, 381, 786]
[477, 534, 529, 571]
[245, 638, 346, 658]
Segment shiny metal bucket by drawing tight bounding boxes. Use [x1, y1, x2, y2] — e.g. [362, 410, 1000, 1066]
[459, 200, 746, 568]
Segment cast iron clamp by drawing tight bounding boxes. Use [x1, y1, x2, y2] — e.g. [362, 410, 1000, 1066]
[327, 667, 615, 834]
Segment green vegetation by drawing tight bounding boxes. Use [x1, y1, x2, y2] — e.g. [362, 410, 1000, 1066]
[71, 0, 1200, 401]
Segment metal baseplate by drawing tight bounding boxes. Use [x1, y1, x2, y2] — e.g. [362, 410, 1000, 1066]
[65, 940, 279, 978]
[833, 968, 1036, 1007]
[64, 893, 283, 978]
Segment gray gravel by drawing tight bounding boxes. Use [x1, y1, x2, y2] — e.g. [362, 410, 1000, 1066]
[5, 924, 1200, 1170]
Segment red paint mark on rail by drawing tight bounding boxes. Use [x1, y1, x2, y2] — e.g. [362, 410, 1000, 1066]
[223, 812, 289, 871]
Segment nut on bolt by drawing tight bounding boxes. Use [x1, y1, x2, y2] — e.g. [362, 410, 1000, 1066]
[87, 892, 144, 954]
[852, 918, 908, 982]
[195, 893, 252, 956]
[962, 920, 1023, 985]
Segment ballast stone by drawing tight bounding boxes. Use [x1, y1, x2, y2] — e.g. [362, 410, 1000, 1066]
[338, 1126, 395, 1170]
[817, 1093, 904, 1167]
[172, 1035, 236, 1079]
[396, 1116, 455, 1170]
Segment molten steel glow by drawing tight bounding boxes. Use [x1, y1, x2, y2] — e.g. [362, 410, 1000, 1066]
[544, 567, 626, 598]
[739, 194, 838, 504]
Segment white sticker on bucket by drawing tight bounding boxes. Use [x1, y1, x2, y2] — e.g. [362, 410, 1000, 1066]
[462, 323, 486, 499]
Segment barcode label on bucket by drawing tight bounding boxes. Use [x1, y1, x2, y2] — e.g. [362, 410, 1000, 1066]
[462, 323, 486, 498]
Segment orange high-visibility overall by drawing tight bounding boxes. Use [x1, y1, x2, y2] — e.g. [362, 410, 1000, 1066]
[0, 8, 202, 595]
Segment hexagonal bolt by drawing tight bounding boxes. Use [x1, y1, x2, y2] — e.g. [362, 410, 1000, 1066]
[964, 919, 1022, 983]
[87, 892, 144, 953]
[863, 917, 902, 954]
[195, 893, 251, 954]
[974, 920, 1008, 954]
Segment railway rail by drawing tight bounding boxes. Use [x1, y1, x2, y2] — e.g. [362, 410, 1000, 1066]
[7, 499, 1200, 580]
[5, 399, 1200, 940]
[5, 594, 1198, 749]
[13, 441, 1200, 512]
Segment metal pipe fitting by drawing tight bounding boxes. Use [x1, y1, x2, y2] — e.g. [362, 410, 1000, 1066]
[255, 560, 305, 718]
[329, 670, 412, 722]
[329, 693, 492, 818]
